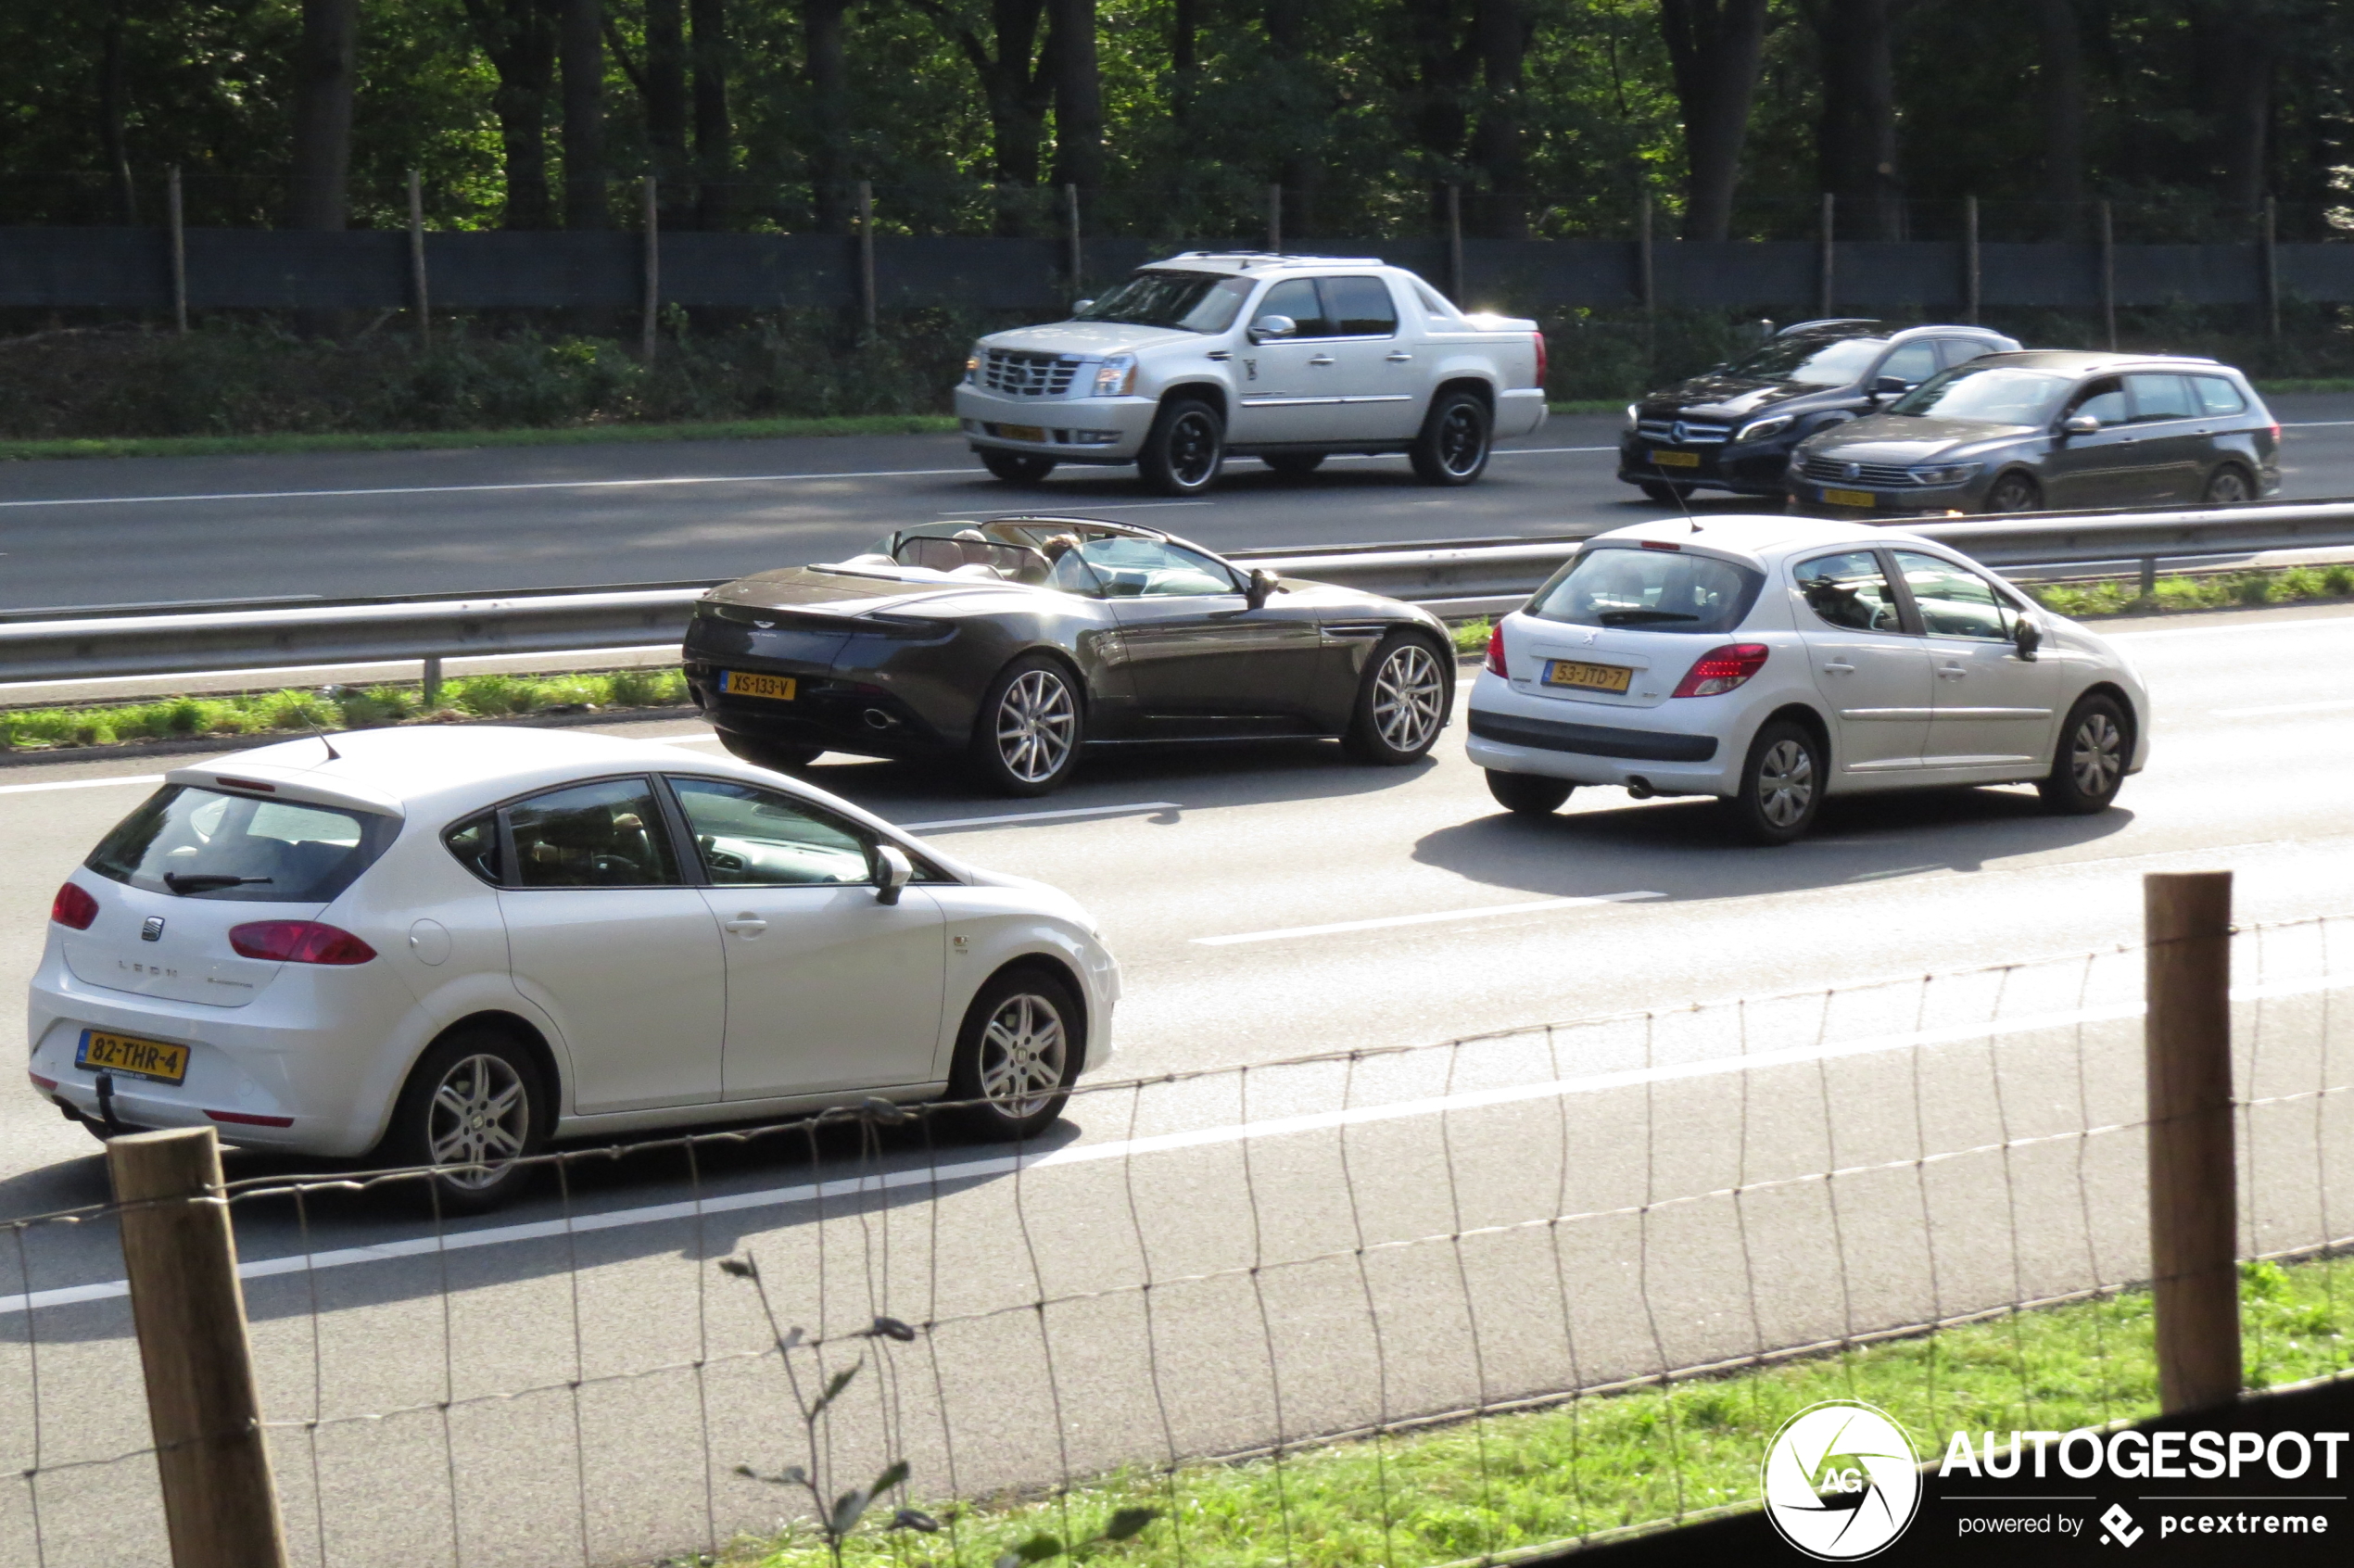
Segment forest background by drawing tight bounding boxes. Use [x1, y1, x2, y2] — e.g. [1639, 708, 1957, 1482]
[4, 0, 2351, 442]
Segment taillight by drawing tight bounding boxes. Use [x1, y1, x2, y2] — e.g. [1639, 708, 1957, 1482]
[1532, 330, 1549, 390]
[229, 920, 377, 965]
[51, 881, 98, 930]
[1671, 643, 1770, 698]
[1485, 622, 1508, 677]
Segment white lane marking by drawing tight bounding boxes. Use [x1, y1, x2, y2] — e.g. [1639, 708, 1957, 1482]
[2282, 420, 2354, 428]
[2213, 697, 2354, 718]
[903, 801, 1181, 832]
[0, 466, 982, 510]
[10, 964, 2344, 1320]
[1195, 891, 1663, 946]
[2107, 614, 2354, 641]
[650, 733, 725, 745]
[0, 773, 165, 796]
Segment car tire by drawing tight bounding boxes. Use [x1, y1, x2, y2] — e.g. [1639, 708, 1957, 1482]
[1343, 633, 1450, 764]
[1410, 389, 1493, 486]
[2202, 465, 2254, 505]
[1725, 719, 1823, 846]
[380, 1026, 550, 1215]
[2038, 693, 2129, 815]
[718, 732, 821, 773]
[1138, 398, 1225, 496]
[947, 967, 1080, 1140]
[1262, 452, 1326, 477]
[1982, 472, 2043, 513]
[1487, 770, 1573, 816]
[969, 653, 1085, 796]
[979, 450, 1057, 484]
[1639, 481, 1696, 505]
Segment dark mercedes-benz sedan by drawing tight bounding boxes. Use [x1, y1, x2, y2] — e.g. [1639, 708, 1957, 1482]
[1618, 319, 2019, 503]
[682, 517, 1455, 795]
[1787, 350, 2281, 517]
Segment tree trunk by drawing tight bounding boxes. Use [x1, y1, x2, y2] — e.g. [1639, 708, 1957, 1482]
[643, 0, 693, 226]
[560, 0, 605, 228]
[690, 0, 730, 228]
[2212, 13, 2273, 217]
[804, 0, 851, 233]
[464, 0, 558, 229]
[99, 0, 137, 223]
[905, 0, 1054, 234]
[2031, 0, 2084, 228]
[1656, 0, 1767, 242]
[287, 0, 361, 230]
[1811, 0, 1903, 240]
[1470, 0, 1531, 239]
[1403, 0, 1469, 234]
[1049, 0, 1103, 205]
[1171, 0, 1198, 126]
[1265, 0, 1320, 236]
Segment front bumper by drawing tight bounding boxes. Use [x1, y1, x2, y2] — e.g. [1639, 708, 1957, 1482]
[1783, 467, 1982, 519]
[955, 386, 1157, 462]
[1618, 433, 1797, 497]
[1463, 671, 1741, 796]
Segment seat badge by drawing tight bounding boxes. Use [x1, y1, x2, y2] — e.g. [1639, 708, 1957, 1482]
[141, 917, 165, 942]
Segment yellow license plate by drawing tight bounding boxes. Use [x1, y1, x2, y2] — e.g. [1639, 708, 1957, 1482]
[77, 1029, 190, 1086]
[717, 670, 798, 702]
[1651, 449, 1701, 469]
[996, 424, 1046, 443]
[1544, 660, 1634, 694]
[1821, 487, 1878, 508]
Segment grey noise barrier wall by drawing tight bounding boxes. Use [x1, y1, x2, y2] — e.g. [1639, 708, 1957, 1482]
[6, 228, 2354, 312]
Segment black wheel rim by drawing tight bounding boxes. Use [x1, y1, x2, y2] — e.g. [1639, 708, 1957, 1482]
[2208, 471, 2248, 503]
[1990, 477, 2036, 512]
[1437, 404, 1487, 474]
[1168, 412, 1219, 486]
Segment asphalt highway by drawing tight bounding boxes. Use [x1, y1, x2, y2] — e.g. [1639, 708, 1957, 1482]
[4, 397, 2354, 612]
[3, 601, 2352, 1566]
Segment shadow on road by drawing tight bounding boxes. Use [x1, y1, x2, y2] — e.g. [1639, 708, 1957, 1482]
[801, 737, 1441, 816]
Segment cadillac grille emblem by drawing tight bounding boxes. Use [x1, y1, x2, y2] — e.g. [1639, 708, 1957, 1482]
[141, 917, 165, 942]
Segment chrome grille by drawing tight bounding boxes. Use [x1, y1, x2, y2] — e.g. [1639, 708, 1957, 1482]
[981, 350, 1081, 398]
[1801, 456, 1920, 486]
[1636, 418, 1731, 445]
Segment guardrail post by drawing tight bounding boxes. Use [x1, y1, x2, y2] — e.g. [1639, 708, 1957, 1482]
[2144, 870, 2242, 1415]
[108, 1127, 290, 1568]
[422, 656, 444, 709]
[167, 165, 188, 335]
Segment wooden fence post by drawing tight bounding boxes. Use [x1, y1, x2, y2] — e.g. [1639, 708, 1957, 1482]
[2144, 871, 2242, 1415]
[1963, 194, 1981, 324]
[856, 180, 877, 335]
[1065, 182, 1082, 301]
[2099, 199, 2117, 350]
[1267, 183, 1282, 255]
[406, 169, 429, 348]
[2261, 195, 2280, 341]
[109, 1127, 289, 1568]
[167, 165, 188, 335]
[640, 175, 660, 360]
[1446, 183, 1465, 305]
[1817, 193, 1834, 318]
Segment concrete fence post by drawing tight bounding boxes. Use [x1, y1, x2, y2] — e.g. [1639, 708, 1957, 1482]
[2144, 870, 2242, 1415]
[108, 1127, 289, 1568]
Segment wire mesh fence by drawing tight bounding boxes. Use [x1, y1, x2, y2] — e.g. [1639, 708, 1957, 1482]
[3, 909, 2350, 1568]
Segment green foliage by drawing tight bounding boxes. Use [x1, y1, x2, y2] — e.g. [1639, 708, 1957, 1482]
[2027, 563, 2354, 619]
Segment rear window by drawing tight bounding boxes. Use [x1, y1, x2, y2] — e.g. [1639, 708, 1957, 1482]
[1526, 544, 1764, 635]
[2190, 375, 2247, 415]
[87, 786, 396, 903]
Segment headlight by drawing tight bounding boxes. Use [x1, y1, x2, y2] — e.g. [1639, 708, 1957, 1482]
[1734, 414, 1794, 443]
[1907, 462, 1983, 485]
[964, 344, 981, 384]
[1092, 353, 1139, 397]
[1624, 403, 1639, 431]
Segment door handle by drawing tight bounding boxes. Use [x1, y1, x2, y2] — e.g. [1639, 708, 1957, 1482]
[722, 916, 768, 935]
[1821, 661, 1856, 674]
[1386, 351, 1413, 362]
[1308, 354, 1335, 366]
[1936, 664, 1968, 680]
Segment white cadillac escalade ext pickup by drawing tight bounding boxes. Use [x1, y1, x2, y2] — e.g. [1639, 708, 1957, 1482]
[955, 251, 1549, 496]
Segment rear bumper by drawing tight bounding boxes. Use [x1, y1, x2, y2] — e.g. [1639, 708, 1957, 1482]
[1463, 672, 1740, 795]
[686, 663, 965, 761]
[955, 386, 1155, 462]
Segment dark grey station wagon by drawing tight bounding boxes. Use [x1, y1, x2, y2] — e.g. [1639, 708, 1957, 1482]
[1788, 350, 2281, 517]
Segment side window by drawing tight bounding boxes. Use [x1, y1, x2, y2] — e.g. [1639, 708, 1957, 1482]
[445, 812, 501, 884]
[2191, 376, 2247, 416]
[669, 778, 873, 887]
[1793, 551, 1906, 634]
[1254, 279, 1331, 338]
[2124, 373, 2197, 423]
[1035, 532, 1106, 598]
[1892, 551, 2012, 641]
[1935, 337, 1993, 369]
[1321, 276, 1398, 337]
[1878, 342, 1940, 387]
[1414, 282, 1455, 319]
[504, 777, 680, 889]
[1073, 537, 1239, 599]
[2067, 377, 2128, 427]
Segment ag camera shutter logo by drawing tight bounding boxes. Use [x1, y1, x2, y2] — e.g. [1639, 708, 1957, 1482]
[1761, 1400, 1922, 1560]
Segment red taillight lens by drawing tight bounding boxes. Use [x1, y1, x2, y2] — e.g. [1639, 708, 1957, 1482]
[1532, 330, 1549, 390]
[229, 920, 377, 965]
[51, 881, 98, 929]
[1484, 621, 1508, 677]
[1671, 643, 1770, 698]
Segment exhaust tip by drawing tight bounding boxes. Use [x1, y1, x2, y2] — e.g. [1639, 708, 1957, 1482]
[863, 708, 901, 731]
[1625, 777, 1655, 800]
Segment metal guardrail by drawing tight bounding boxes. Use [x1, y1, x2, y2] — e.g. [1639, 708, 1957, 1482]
[4, 501, 2351, 689]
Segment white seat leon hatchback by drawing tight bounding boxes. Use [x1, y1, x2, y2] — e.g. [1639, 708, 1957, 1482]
[1465, 516, 2150, 843]
[30, 727, 1120, 1208]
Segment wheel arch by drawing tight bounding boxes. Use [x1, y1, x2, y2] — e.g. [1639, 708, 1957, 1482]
[1430, 374, 1497, 413]
[2072, 680, 2140, 757]
[974, 953, 1094, 1075]
[422, 1009, 563, 1110]
[1157, 381, 1227, 423]
[1758, 701, 1834, 776]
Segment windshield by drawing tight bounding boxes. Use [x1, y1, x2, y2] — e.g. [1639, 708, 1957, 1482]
[1887, 364, 2071, 425]
[1721, 335, 1886, 387]
[1527, 545, 1764, 635]
[87, 785, 396, 903]
[871, 519, 1222, 597]
[1073, 271, 1255, 333]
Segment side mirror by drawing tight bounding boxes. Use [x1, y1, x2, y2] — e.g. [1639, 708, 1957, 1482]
[1245, 567, 1279, 610]
[1071, 297, 1095, 315]
[1248, 313, 1297, 343]
[1871, 374, 1910, 398]
[873, 843, 914, 905]
[2060, 413, 2100, 436]
[2013, 617, 2043, 662]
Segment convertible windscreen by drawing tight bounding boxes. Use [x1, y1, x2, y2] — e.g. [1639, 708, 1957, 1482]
[1528, 545, 1764, 634]
[1073, 272, 1255, 334]
[871, 522, 1235, 598]
[1888, 365, 2072, 425]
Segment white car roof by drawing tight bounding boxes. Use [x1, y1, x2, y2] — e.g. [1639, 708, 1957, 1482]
[1586, 514, 1961, 570]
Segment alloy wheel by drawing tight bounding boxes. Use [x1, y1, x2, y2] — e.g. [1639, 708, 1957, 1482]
[425, 1054, 529, 1189]
[1168, 411, 1220, 487]
[995, 668, 1076, 783]
[1436, 404, 1487, 475]
[1755, 739, 1816, 828]
[2069, 711, 2123, 798]
[2206, 469, 2251, 504]
[975, 993, 1069, 1119]
[1372, 643, 1445, 752]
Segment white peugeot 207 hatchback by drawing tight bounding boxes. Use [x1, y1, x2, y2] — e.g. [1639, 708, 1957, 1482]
[29, 727, 1120, 1208]
[1466, 516, 2150, 843]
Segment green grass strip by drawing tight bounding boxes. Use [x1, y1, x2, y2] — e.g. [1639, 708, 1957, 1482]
[721, 1258, 2353, 1568]
[0, 413, 961, 463]
[2029, 562, 2354, 618]
[0, 667, 690, 752]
